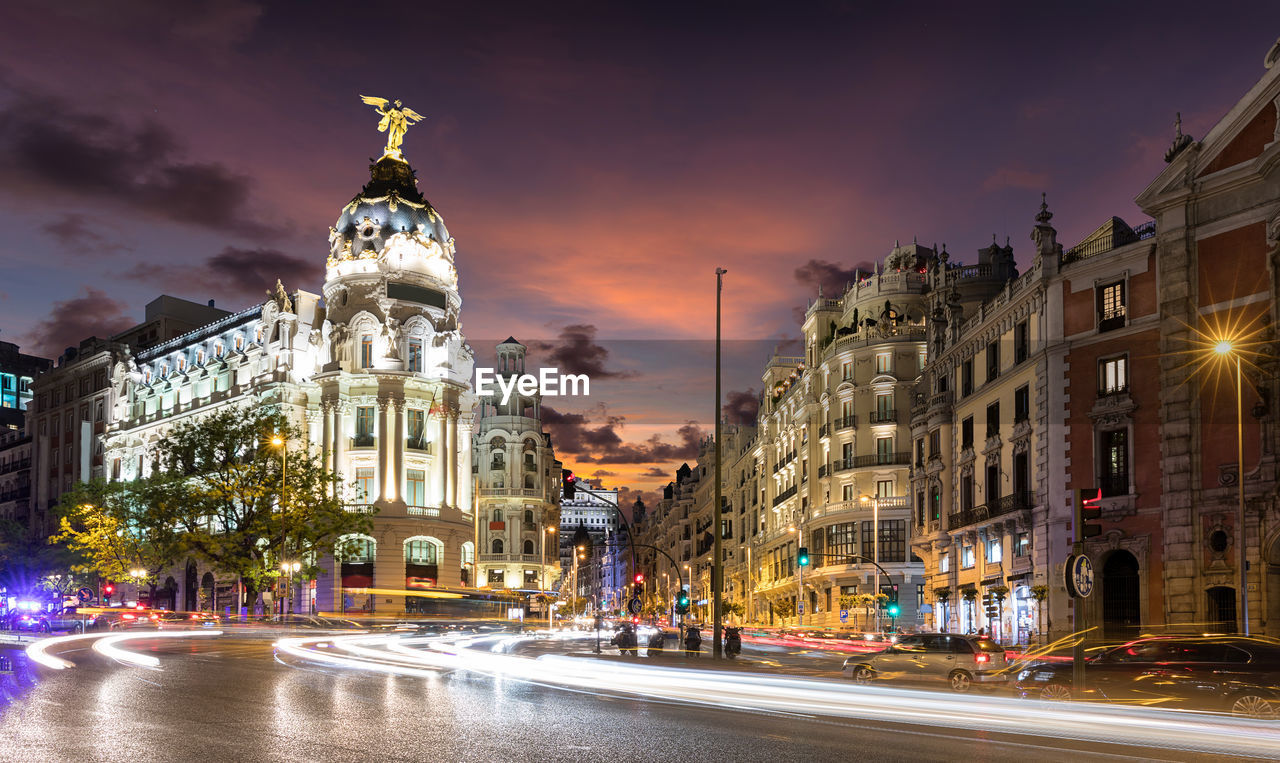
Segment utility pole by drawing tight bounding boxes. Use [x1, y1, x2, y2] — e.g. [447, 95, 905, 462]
[713, 267, 727, 658]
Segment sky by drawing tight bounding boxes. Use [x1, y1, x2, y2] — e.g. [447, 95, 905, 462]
[1, 0, 1277, 506]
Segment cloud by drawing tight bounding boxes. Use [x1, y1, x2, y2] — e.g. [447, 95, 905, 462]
[981, 167, 1050, 192]
[130, 246, 322, 308]
[0, 85, 277, 238]
[590, 469, 616, 478]
[530, 324, 634, 379]
[793, 259, 874, 296]
[40, 214, 131, 254]
[722, 388, 759, 427]
[22, 287, 135, 357]
[542, 405, 704, 465]
[640, 466, 669, 478]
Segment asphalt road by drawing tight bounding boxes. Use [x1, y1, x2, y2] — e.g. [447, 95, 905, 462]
[0, 633, 1261, 762]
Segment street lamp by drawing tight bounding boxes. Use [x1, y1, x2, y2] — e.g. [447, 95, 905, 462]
[1214, 340, 1250, 635]
[860, 495, 881, 631]
[129, 568, 146, 607]
[280, 560, 301, 616]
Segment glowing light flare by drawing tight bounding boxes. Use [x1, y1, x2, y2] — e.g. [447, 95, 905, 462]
[25, 632, 97, 670]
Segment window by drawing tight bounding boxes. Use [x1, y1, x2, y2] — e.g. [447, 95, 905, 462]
[235, 335, 244, 351]
[215, 342, 224, 358]
[875, 436, 893, 463]
[343, 537, 375, 562]
[986, 535, 1002, 564]
[827, 522, 857, 559]
[1099, 356, 1128, 395]
[1014, 385, 1030, 423]
[875, 353, 891, 374]
[985, 401, 1000, 438]
[1014, 321, 1029, 364]
[915, 438, 924, 466]
[1100, 429, 1129, 496]
[488, 569, 504, 586]
[961, 542, 975, 568]
[1014, 531, 1030, 558]
[360, 334, 374, 368]
[876, 479, 893, 498]
[929, 429, 940, 457]
[407, 339, 423, 372]
[878, 519, 906, 563]
[961, 417, 974, 449]
[842, 483, 854, 501]
[522, 539, 535, 555]
[491, 538, 504, 554]
[493, 508, 504, 522]
[355, 406, 375, 446]
[874, 392, 893, 422]
[940, 552, 950, 573]
[1097, 280, 1126, 331]
[916, 490, 926, 525]
[841, 361, 852, 381]
[961, 474, 974, 511]
[986, 340, 1000, 382]
[355, 467, 375, 501]
[405, 538, 439, 564]
[986, 463, 1000, 505]
[407, 409, 425, 448]
[405, 469, 426, 506]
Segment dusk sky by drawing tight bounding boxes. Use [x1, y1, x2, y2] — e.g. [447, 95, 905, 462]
[2, 0, 1278, 504]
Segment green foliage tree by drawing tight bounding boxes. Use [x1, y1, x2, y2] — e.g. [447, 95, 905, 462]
[771, 598, 796, 620]
[150, 406, 373, 609]
[52, 477, 187, 604]
[721, 600, 745, 620]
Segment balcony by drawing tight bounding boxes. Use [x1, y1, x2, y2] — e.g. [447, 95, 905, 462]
[819, 423, 830, 438]
[868, 409, 897, 425]
[835, 416, 856, 431]
[1097, 384, 1129, 398]
[832, 452, 912, 472]
[407, 506, 440, 517]
[478, 553, 546, 564]
[818, 464, 829, 479]
[406, 436, 429, 452]
[344, 504, 375, 514]
[350, 434, 375, 449]
[772, 484, 798, 507]
[947, 491, 1032, 529]
[524, 460, 537, 471]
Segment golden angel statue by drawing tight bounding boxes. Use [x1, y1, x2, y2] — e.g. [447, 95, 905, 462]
[360, 95, 425, 158]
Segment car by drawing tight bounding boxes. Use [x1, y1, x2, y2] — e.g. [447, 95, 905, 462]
[44, 605, 112, 633]
[1014, 636, 1280, 719]
[843, 633, 1010, 692]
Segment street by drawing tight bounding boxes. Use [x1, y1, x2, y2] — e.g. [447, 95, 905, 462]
[1, 628, 1273, 762]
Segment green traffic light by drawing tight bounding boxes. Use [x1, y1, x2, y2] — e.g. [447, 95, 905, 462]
[887, 604, 901, 617]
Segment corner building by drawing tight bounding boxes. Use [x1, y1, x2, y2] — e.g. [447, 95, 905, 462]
[106, 150, 479, 614]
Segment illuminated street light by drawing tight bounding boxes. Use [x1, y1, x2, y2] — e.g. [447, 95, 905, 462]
[1212, 338, 1249, 634]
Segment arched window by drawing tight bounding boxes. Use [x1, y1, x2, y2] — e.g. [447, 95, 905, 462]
[460, 541, 474, 566]
[491, 538, 504, 554]
[524, 509, 534, 523]
[338, 534, 376, 563]
[523, 539, 535, 555]
[493, 508, 504, 522]
[404, 536, 443, 564]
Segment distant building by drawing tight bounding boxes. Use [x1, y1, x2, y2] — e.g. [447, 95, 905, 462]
[0, 340, 52, 430]
[0, 427, 33, 526]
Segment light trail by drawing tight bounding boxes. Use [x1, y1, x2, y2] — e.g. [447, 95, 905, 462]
[25, 630, 223, 670]
[92, 630, 223, 667]
[274, 631, 1280, 758]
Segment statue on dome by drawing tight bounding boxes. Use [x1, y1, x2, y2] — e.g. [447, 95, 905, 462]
[360, 95, 425, 159]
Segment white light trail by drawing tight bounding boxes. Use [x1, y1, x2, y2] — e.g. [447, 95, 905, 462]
[92, 630, 223, 667]
[24, 632, 100, 670]
[273, 631, 1280, 758]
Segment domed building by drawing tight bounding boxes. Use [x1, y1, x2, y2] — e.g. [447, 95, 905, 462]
[102, 128, 527, 615]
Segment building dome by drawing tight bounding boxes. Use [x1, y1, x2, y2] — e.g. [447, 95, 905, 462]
[327, 156, 452, 265]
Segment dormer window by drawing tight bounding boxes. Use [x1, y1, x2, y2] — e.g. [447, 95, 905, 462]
[215, 342, 224, 358]
[235, 336, 244, 351]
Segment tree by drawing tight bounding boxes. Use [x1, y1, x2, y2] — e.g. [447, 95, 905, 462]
[960, 585, 979, 632]
[52, 477, 186, 604]
[721, 600, 745, 620]
[1031, 584, 1050, 643]
[771, 599, 795, 621]
[932, 586, 952, 632]
[152, 406, 374, 610]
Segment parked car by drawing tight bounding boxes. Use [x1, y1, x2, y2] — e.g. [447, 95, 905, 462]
[1014, 636, 1280, 719]
[844, 633, 1010, 692]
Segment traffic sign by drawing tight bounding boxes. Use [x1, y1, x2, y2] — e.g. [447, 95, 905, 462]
[627, 597, 642, 615]
[798, 603, 804, 615]
[1065, 554, 1095, 598]
[76, 587, 94, 602]
[839, 609, 848, 623]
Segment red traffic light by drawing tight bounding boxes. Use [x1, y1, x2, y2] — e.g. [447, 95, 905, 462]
[103, 584, 115, 595]
[634, 573, 645, 584]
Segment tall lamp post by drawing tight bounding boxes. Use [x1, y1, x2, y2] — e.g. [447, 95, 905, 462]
[713, 266, 727, 657]
[1215, 340, 1250, 635]
[271, 434, 289, 618]
[861, 495, 881, 631]
[130, 567, 146, 607]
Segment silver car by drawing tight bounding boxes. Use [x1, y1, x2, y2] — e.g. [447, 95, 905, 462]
[843, 633, 1010, 692]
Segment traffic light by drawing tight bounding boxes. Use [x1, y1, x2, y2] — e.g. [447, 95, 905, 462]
[1075, 487, 1103, 541]
[103, 583, 115, 597]
[563, 469, 576, 499]
[982, 593, 998, 618]
[634, 572, 645, 586]
[675, 591, 690, 614]
[886, 586, 901, 618]
[797, 546, 810, 567]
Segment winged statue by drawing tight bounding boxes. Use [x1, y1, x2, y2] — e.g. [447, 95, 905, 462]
[360, 95, 425, 158]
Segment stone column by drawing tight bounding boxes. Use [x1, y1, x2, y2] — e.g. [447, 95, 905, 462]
[333, 402, 347, 500]
[377, 396, 392, 503]
[459, 419, 474, 515]
[321, 401, 333, 478]
[447, 410, 459, 508]
[392, 395, 405, 502]
[432, 413, 447, 507]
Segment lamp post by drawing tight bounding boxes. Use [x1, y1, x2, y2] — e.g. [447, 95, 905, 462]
[543, 526, 555, 627]
[860, 495, 882, 631]
[713, 266, 727, 657]
[130, 567, 146, 607]
[280, 560, 301, 616]
[1215, 340, 1250, 635]
[271, 434, 287, 619]
[788, 523, 803, 626]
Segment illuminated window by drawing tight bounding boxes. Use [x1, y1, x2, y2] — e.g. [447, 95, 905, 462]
[1099, 356, 1128, 395]
[360, 334, 373, 368]
[407, 339, 423, 372]
[1097, 281, 1126, 331]
[405, 469, 426, 506]
[986, 536, 1002, 564]
[405, 538, 439, 564]
[961, 542, 975, 569]
[875, 353, 891, 374]
[355, 467, 375, 500]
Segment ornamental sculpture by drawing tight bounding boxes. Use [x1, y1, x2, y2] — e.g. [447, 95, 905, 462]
[360, 95, 425, 159]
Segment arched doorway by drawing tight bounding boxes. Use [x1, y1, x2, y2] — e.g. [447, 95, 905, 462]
[201, 572, 215, 611]
[184, 559, 198, 611]
[162, 577, 178, 610]
[1102, 550, 1140, 640]
[1206, 586, 1237, 634]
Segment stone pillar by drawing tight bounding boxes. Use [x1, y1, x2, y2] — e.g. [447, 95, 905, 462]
[392, 396, 405, 502]
[378, 397, 392, 503]
[459, 420, 474, 515]
[321, 402, 333, 479]
[447, 411, 459, 508]
[432, 413, 447, 507]
[333, 403, 347, 498]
